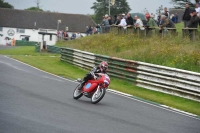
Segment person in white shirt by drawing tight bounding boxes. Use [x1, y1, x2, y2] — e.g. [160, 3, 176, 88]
[134, 15, 145, 30]
[118, 14, 127, 29]
[76, 32, 81, 39]
[195, 3, 200, 17]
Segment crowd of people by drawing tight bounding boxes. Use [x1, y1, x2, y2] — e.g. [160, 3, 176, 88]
[86, 2, 200, 35]
[57, 30, 83, 40]
[58, 2, 200, 38]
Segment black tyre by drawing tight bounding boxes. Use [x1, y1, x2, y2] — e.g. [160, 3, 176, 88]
[73, 84, 83, 99]
[91, 88, 106, 104]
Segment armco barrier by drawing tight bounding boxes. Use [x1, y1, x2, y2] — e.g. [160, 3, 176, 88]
[16, 40, 38, 46]
[61, 47, 200, 102]
[47, 45, 61, 54]
[35, 45, 61, 54]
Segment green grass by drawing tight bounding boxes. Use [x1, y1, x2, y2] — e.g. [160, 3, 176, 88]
[56, 23, 200, 73]
[1, 46, 200, 115]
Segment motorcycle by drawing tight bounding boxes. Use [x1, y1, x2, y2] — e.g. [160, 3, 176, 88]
[73, 73, 110, 104]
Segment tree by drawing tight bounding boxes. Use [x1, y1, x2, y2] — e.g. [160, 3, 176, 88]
[141, 8, 149, 14]
[170, 0, 199, 8]
[0, 0, 14, 8]
[25, 7, 43, 11]
[25, 0, 43, 11]
[156, 5, 163, 15]
[91, 0, 131, 23]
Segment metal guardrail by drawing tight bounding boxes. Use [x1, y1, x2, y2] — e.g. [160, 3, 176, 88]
[35, 45, 61, 53]
[47, 45, 61, 54]
[110, 25, 200, 39]
[16, 40, 38, 46]
[61, 47, 200, 102]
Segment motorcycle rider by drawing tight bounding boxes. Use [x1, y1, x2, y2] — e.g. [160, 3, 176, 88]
[79, 61, 108, 89]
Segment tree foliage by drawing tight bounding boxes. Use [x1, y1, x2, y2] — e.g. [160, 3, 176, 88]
[25, 7, 43, 11]
[0, 0, 14, 8]
[170, 0, 199, 8]
[91, 0, 131, 23]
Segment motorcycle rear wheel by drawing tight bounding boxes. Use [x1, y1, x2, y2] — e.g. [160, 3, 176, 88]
[91, 88, 106, 104]
[73, 84, 83, 99]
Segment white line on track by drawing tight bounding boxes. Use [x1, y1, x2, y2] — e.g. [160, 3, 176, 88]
[5, 56, 200, 121]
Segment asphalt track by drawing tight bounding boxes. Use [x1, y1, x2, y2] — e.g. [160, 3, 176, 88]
[0, 55, 200, 133]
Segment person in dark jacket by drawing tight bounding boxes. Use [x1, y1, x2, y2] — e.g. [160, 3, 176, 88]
[126, 13, 133, 26]
[115, 16, 121, 25]
[186, 10, 200, 40]
[183, 3, 191, 27]
[187, 10, 200, 28]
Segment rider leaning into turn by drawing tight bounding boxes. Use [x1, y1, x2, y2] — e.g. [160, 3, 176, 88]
[79, 61, 108, 89]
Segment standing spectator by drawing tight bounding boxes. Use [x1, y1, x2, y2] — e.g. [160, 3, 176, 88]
[59, 30, 63, 40]
[126, 13, 133, 26]
[186, 10, 200, 40]
[157, 14, 161, 26]
[199, 0, 200, 7]
[113, 15, 117, 24]
[195, 3, 200, 17]
[134, 15, 145, 30]
[186, 10, 199, 28]
[118, 14, 127, 29]
[175, 13, 179, 23]
[183, 3, 191, 28]
[108, 16, 113, 25]
[101, 14, 110, 33]
[86, 26, 92, 36]
[164, 7, 169, 19]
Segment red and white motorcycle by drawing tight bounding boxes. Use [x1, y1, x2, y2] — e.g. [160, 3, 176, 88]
[73, 73, 110, 104]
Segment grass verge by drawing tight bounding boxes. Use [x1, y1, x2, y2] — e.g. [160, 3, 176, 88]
[1, 46, 200, 115]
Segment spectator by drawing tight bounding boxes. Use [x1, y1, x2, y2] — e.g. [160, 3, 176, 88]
[183, 3, 191, 28]
[118, 14, 127, 29]
[175, 13, 179, 23]
[113, 15, 117, 24]
[157, 14, 161, 26]
[170, 14, 176, 23]
[108, 16, 113, 25]
[115, 16, 121, 25]
[195, 3, 200, 17]
[146, 13, 157, 27]
[101, 14, 110, 33]
[186, 10, 199, 28]
[186, 10, 200, 40]
[59, 30, 63, 40]
[71, 32, 76, 40]
[199, 0, 200, 7]
[64, 32, 70, 40]
[76, 32, 81, 39]
[164, 7, 169, 19]
[86, 26, 92, 36]
[126, 13, 134, 26]
[134, 15, 145, 30]
[159, 15, 175, 33]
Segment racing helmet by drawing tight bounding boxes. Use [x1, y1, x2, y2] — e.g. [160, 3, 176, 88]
[99, 61, 108, 73]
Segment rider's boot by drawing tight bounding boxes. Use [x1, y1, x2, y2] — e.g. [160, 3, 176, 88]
[78, 81, 85, 90]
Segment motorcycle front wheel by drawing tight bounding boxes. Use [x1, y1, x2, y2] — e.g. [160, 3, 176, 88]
[91, 88, 106, 104]
[73, 84, 83, 99]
